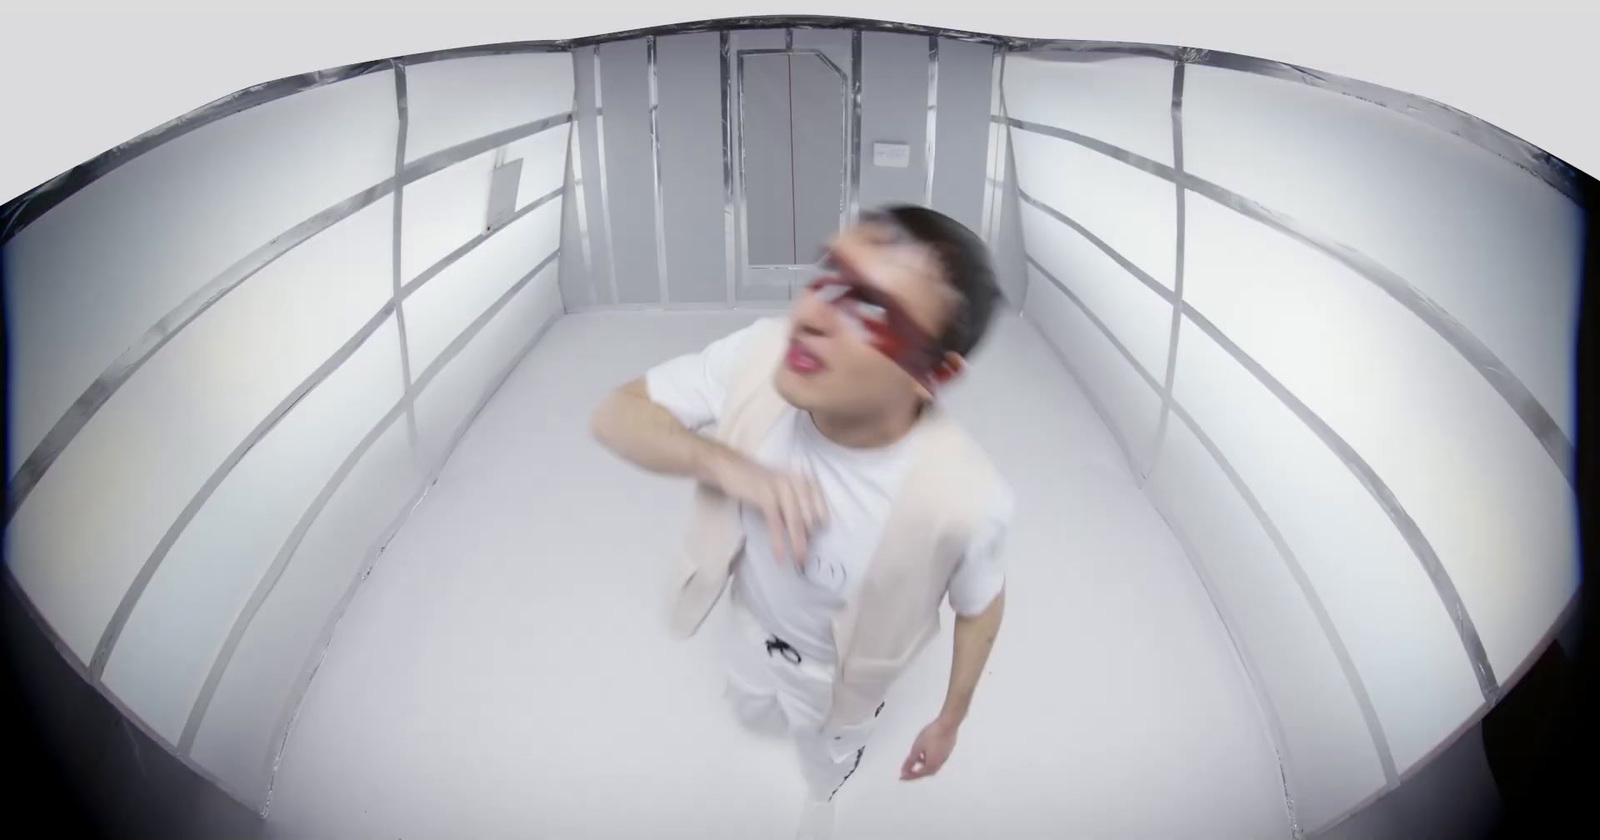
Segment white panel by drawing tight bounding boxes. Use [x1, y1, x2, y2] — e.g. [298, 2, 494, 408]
[3, 72, 397, 470]
[405, 199, 562, 374]
[5, 200, 395, 661]
[1148, 418, 1387, 831]
[1023, 265, 1161, 466]
[192, 418, 422, 808]
[503, 123, 572, 210]
[1009, 127, 1175, 290]
[103, 319, 405, 744]
[403, 53, 576, 162]
[1183, 65, 1584, 439]
[400, 149, 497, 282]
[1174, 328, 1484, 773]
[413, 265, 563, 467]
[1185, 193, 1579, 682]
[1019, 201, 1172, 378]
[1003, 54, 1175, 165]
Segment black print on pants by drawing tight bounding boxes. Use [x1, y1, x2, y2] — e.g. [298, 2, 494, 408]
[765, 635, 802, 665]
[827, 702, 885, 801]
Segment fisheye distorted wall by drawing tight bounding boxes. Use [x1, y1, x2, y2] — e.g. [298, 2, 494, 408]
[0, 19, 1584, 836]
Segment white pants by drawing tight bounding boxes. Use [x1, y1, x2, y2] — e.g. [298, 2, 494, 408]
[721, 594, 884, 801]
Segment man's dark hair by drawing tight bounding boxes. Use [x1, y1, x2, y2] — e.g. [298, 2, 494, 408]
[865, 204, 1002, 358]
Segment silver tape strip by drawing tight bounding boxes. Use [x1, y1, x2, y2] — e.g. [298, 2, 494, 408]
[1182, 304, 1500, 701]
[647, 36, 671, 304]
[2, 113, 572, 526]
[391, 63, 421, 455]
[1146, 506, 1303, 839]
[181, 248, 562, 751]
[1022, 191, 1500, 702]
[721, 32, 736, 304]
[1006, 43, 1580, 206]
[1026, 256, 1160, 390]
[6, 20, 1581, 246]
[1170, 402, 1399, 784]
[734, 50, 749, 291]
[592, 47, 620, 305]
[400, 186, 562, 296]
[924, 37, 939, 206]
[1019, 298, 1142, 486]
[1017, 188, 1173, 303]
[1005, 116, 1575, 488]
[261, 306, 564, 806]
[848, 30, 863, 220]
[3, 567, 260, 813]
[567, 87, 596, 307]
[978, 46, 1003, 243]
[87, 300, 399, 678]
[1146, 61, 1186, 481]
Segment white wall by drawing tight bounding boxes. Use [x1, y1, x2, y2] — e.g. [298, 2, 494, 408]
[1003, 50, 1582, 835]
[2, 52, 574, 809]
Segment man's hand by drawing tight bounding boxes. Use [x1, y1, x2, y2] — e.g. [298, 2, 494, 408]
[900, 718, 959, 781]
[703, 448, 827, 567]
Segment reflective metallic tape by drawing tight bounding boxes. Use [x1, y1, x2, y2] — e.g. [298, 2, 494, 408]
[0, 60, 393, 245]
[391, 63, 421, 454]
[400, 186, 562, 297]
[1006, 117, 1574, 488]
[924, 37, 939, 206]
[567, 88, 596, 307]
[1170, 403, 1399, 785]
[1023, 188, 1501, 703]
[979, 45, 1003, 243]
[647, 36, 671, 304]
[3, 176, 392, 526]
[592, 47, 620, 306]
[400, 112, 573, 186]
[3, 112, 570, 528]
[721, 32, 737, 304]
[1026, 256, 1161, 391]
[1019, 298, 1142, 483]
[1017, 188, 1173, 303]
[1147, 61, 1187, 480]
[1182, 303, 1500, 701]
[182, 248, 562, 751]
[735, 50, 749, 290]
[262, 305, 564, 804]
[1145, 504, 1303, 839]
[848, 30, 863, 220]
[88, 300, 400, 678]
[4, 19, 1583, 245]
[1005, 42, 1581, 207]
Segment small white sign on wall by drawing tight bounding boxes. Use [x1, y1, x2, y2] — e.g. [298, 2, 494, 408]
[872, 142, 910, 168]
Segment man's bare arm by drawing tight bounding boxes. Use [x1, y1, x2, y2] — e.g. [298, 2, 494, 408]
[901, 588, 1005, 781]
[590, 378, 730, 484]
[589, 378, 827, 563]
[940, 588, 1005, 725]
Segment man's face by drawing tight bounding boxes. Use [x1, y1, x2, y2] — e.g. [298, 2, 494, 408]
[774, 219, 960, 420]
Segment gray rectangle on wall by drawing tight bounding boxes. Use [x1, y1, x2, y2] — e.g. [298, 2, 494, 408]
[931, 39, 992, 236]
[573, 46, 614, 305]
[656, 32, 728, 304]
[598, 39, 660, 305]
[858, 31, 930, 211]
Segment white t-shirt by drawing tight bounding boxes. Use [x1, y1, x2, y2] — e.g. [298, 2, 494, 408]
[646, 322, 1012, 665]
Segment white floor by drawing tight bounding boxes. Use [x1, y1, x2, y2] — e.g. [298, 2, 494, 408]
[265, 310, 1291, 840]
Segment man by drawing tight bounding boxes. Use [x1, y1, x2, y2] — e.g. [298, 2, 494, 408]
[591, 205, 1012, 840]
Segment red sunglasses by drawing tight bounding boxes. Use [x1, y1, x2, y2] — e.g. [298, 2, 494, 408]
[806, 255, 955, 385]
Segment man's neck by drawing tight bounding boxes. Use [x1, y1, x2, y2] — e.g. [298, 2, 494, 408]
[810, 401, 927, 450]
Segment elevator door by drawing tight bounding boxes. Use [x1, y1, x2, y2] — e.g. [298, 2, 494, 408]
[739, 51, 848, 295]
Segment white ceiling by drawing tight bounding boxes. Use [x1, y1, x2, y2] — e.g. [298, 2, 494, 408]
[1, 0, 1595, 206]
